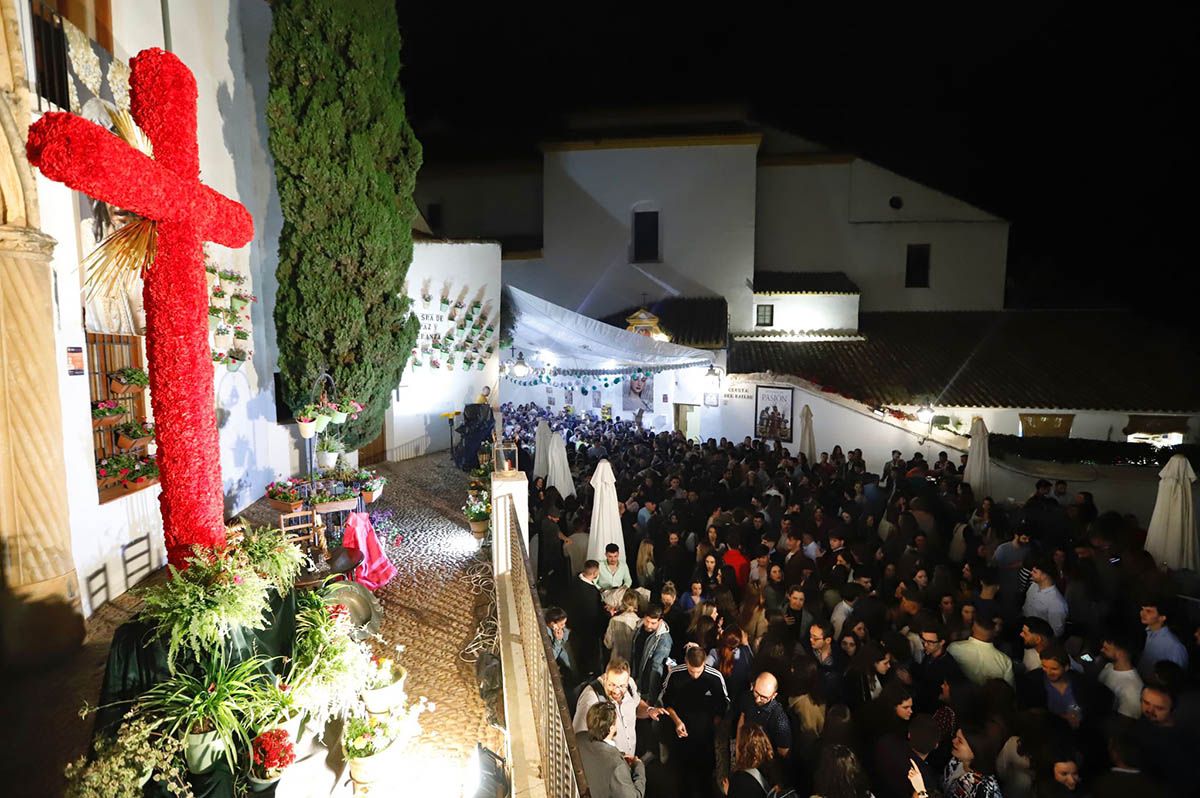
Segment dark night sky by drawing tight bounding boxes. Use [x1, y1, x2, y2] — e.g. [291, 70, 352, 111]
[394, 4, 1199, 318]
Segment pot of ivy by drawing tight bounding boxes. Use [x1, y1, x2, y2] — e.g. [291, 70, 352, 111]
[265, 478, 304, 513]
[139, 651, 267, 775]
[312, 488, 359, 514]
[208, 305, 225, 330]
[316, 434, 344, 469]
[114, 418, 154, 450]
[91, 399, 126, 429]
[296, 404, 319, 439]
[109, 366, 149, 396]
[463, 492, 491, 538]
[227, 346, 250, 373]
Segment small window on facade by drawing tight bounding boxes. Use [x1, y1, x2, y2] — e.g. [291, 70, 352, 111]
[632, 211, 660, 262]
[756, 304, 774, 327]
[426, 203, 443, 235]
[905, 243, 931, 288]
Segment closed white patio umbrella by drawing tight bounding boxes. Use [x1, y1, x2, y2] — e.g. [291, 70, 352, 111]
[546, 431, 576, 499]
[799, 404, 816, 466]
[1145, 454, 1198, 572]
[532, 419, 550, 479]
[587, 460, 624, 564]
[963, 417, 992, 500]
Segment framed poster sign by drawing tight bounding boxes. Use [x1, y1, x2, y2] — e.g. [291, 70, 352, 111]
[755, 385, 794, 442]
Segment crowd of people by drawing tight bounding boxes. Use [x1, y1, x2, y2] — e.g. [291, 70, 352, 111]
[500, 403, 1200, 798]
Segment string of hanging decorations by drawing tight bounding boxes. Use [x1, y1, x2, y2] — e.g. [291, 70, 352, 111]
[501, 358, 713, 392]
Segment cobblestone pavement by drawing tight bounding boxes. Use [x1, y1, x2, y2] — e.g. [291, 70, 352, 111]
[2, 453, 500, 798]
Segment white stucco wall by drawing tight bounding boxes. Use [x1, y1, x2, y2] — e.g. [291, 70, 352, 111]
[413, 168, 542, 242]
[755, 161, 1009, 312]
[37, 0, 291, 615]
[751, 292, 860, 332]
[505, 142, 759, 328]
[387, 241, 502, 459]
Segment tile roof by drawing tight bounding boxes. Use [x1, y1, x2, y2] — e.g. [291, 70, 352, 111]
[728, 311, 1200, 413]
[753, 271, 861, 294]
[601, 297, 728, 350]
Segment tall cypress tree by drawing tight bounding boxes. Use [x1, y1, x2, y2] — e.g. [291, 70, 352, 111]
[267, 0, 422, 449]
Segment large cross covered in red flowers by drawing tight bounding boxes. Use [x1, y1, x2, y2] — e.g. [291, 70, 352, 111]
[28, 49, 253, 566]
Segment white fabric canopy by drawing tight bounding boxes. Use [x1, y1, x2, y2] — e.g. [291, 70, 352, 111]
[587, 460, 624, 564]
[546, 432, 576, 499]
[964, 417, 992, 499]
[1145, 454, 1198, 571]
[508, 286, 715, 371]
[798, 405, 816, 465]
[532, 419, 551, 479]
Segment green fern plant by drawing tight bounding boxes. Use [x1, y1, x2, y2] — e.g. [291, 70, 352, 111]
[237, 526, 307, 594]
[137, 548, 271, 672]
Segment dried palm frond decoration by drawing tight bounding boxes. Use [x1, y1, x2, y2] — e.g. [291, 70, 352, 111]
[80, 107, 157, 302]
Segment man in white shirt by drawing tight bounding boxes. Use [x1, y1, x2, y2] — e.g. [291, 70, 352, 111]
[831, 583, 863, 638]
[948, 612, 1015, 687]
[1022, 558, 1069, 637]
[572, 657, 664, 759]
[1019, 617, 1055, 673]
[1099, 633, 1144, 719]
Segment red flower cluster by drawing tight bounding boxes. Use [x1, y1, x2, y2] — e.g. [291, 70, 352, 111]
[26, 48, 255, 567]
[252, 729, 296, 774]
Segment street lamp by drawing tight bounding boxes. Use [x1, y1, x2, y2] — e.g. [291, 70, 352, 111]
[704, 364, 723, 394]
[510, 352, 531, 378]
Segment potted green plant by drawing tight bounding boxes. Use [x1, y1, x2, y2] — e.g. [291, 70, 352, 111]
[296, 403, 319, 439]
[234, 325, 250, 342]
[361, 648, 408, 715]
[139, 650, 269, 774]
[227, 346, 250, 372]
[235, 525, 306, 594]
[210, 285, 228, 308]
[208, 305, 225, 330]
[96, 453, 137, 490]
[289, 589, 376, 735]
[248, 728, 295, 791]
[264, 478, 304, 513]
[64, 708, 191, 798]
[329, 396, 364, 425]
[114, 418, 154, 450]
[477, 440, 492, 466]
[218, 268, 244, 285]
[230, 289, 257, 313]
[122, 456, 159, 490]
[213, 323, 232, 349]
[476, 359, 486, 371]
[342, 713, 398, 785]
[109, 366, 149, 396]
[357, 470, 386, 504]
[311, 487, 358, 514]
[136, 547, 271, 673]
[91, 399, 126, 429]
[315, 434, 345, 469]
[212, 350, 231, 368]
[463, 491, 491, 538]
[313, 402, 334, 433]
[205, 262, 219, 288]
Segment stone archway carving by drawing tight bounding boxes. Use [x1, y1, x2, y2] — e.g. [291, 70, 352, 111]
[0, 0, 85, 668]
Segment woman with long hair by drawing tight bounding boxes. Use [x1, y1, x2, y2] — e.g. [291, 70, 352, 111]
[764, 562, 787, 611]
[812, 743, 872, 798]
[725, 723, 775, 798]
[635, 538, 655, 588]
[738, 581, 770, 650]
[708, 627, 754, 701]
[694, 550, 723, 597]
[944, 727, 1003, 798]
[844, 641, 891, 711]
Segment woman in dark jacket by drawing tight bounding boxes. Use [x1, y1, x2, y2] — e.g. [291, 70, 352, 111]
[843, 641, 891, 712]
[725, 723, 775, 798]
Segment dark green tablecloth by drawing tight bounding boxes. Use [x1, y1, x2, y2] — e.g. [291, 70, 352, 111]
[93, 589, 297, 797]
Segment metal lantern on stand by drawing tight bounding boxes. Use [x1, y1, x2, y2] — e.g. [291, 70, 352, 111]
[493, 438, 518, 473]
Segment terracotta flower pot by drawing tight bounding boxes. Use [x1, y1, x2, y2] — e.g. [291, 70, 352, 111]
[92, 415, 122, 430]
[314, 498, 358, 514]
[116, 433, 152, 450]
[361, 486, 383, 504]
[469, 518, 489, 538]
[109, 377, 143, 395]
[267, 498, 303, 513]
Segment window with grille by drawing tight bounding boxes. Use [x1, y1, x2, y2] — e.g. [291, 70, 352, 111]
[756, 304, 774, 327]
[87, 332, 153, 503]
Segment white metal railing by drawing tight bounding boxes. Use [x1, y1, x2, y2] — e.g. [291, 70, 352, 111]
[491, 473, 587, 798]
